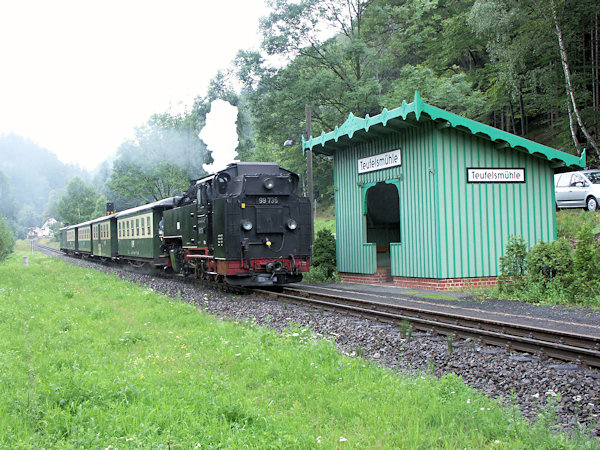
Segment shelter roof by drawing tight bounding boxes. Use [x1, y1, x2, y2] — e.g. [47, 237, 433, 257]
[302, 91, 585, 169]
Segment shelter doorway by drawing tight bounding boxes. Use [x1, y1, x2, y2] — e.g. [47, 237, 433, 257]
[365, 182, 400, 273]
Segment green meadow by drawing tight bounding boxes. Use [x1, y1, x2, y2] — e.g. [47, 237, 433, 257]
[0, 247, 593, 448]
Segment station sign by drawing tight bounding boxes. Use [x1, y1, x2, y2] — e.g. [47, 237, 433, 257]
[358, 149, 402, 174]
[467, 168, 525, 183]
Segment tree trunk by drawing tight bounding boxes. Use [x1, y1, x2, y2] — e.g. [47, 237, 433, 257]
[550, 0, 600, 158]
[519, 91, 526, 135]
[508, 100, 517, 134]
[566, 97, 582, 155]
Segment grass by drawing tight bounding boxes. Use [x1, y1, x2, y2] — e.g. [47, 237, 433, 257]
[0, 246, 595, 447]
[557, 209, 600, 240]
[314, 204, 335, 235]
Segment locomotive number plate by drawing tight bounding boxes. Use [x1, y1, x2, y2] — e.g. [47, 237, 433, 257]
[258, 197, 279, 204]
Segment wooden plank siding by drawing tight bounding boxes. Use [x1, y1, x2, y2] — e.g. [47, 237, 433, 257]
[436, 126, 556, 278]
[333, 122, 556, 279]
[334, 124, 439, 277]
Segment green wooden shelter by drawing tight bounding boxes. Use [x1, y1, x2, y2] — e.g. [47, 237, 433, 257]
[303, 92, 586, 289]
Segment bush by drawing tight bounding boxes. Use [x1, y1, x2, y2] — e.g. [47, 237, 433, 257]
[525, 239, 574, 288]
[0, 216, 15, 262]
[498, 235, 527, 293]
[308, 229, 337, 281]
[497, 232, 600, 307]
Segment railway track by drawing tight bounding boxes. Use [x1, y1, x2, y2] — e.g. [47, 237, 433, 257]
[254, 286, 600, 369]
[37, 243, 600, 368]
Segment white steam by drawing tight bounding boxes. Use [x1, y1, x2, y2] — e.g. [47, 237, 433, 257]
[199, 99, 239, 173]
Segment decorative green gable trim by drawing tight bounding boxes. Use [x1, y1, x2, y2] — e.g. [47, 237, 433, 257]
[302, 91, 586, 169]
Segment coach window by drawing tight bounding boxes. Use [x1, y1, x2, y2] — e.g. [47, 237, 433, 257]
[135, 218, 139, 236]
[141, 218, 145, 236]
[147, 218, 151, 236]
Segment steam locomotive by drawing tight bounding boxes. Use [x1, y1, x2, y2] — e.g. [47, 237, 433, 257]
[60, 162, 313, 286]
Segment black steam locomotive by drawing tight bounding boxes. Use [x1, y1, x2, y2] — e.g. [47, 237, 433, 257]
[161, 162, 312, 285]
[60, 162, 313, 286]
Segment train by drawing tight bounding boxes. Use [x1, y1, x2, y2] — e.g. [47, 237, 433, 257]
[60, 162, 313, 286]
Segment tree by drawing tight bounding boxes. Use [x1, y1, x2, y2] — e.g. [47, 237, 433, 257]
[109, 160, 190, 203]
[0, 216, 15, 262]
[56, 177, 102, 225]
[17, 204, 41, 228]
[0, 169, 16, 220]
[548, 0, 599, 158]
[108, 114, 209, 203]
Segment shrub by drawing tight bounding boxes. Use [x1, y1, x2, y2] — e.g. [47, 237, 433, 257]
[496, 232, 600, 307]
[0, 216, 15, 262]
[570, 224, 600, 303]
[309, 229, 337, 281]
[498, 235, 527, 293]
[525, 239, 574, 288]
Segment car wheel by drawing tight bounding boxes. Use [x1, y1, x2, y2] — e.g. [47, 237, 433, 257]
[585, 196, 598, 211]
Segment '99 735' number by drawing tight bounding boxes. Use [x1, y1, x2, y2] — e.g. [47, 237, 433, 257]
[258, 197, 279, 204]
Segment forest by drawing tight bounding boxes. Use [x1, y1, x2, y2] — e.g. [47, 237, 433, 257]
[0, 0, 599, 237]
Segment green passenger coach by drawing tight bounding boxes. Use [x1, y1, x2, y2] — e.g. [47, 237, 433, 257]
[303, 92, 586, 290]
[60, 225, 78, 253]
[92, 216, 118, 258]
[76, 222, 93, 254]
[116, 198, 176, 265]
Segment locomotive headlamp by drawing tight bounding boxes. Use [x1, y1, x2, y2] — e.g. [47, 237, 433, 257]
[286, 219, 298, 230]
[263, 178, 275, 190]
[241, 219, 253, 231]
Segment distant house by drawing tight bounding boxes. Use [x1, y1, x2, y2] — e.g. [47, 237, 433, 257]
[41, 218, 58, 237]
[27, 227, 44, 239]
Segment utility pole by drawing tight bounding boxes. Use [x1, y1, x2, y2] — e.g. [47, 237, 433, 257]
[305, 104, 314, 243]
[305, 104, 313, 205]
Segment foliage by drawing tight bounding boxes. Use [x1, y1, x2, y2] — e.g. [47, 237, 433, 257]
[499, 235, 528, 278]
[525, 239, 574, 288]
[108, 115, 209, 203]
[308, 228, 337, 281]
[571, 224, 600, 295]
[56, 177, 103, 225]
[0, 248, 590, 447]
[109, 159, 190, 203]
[557, 209, 600, 240]
[0, 216, 14, 262]
[224, 0, 600, 204]
[0, 134, 86, 218]
[497, 232, 600, 308]
[498, 235, 527, 292]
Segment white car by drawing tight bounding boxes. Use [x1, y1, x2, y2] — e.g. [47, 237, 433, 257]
[555, 170, 600, 211]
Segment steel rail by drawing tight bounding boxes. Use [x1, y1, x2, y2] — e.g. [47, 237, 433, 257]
[254, 286, 600, 368]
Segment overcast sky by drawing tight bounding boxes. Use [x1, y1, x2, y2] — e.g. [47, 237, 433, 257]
[0, 0, 269, 170]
